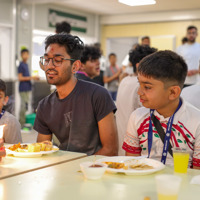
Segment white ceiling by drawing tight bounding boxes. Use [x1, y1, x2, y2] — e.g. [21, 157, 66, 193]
[26, 0, 200, 16]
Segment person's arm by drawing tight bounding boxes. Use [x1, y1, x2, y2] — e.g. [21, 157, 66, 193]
[0, 138, 6, 162]
[193, 166, 200, 170]
[18, 73, 32, 81]
[103, 69, 122, 83]
[3, 116, 22, 143]
[37, 133, 52, 142]
[126, 151, 141, 156]
[18, 73, 39, 81]
[94, 112, 118, 156]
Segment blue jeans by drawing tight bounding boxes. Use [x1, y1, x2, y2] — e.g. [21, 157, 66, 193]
[109, 91, 117, 101]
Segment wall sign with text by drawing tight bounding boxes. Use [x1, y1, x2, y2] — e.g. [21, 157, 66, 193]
[48, 9, 87, 33]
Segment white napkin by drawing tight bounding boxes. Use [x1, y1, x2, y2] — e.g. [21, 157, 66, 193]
[190, 175, 200, 185]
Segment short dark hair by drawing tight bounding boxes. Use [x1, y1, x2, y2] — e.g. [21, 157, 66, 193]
[109, 53, 116, 58]
[138, 50, 187, 89]
[45, 33, 84, 62]
[129, 45, 157, 73]
[56, 21, 71, 34]
[182, 37, 188, 44]
[21, 48, 29, 55]
[141, 36, 150, 41]
[187, 25, 198, 32]
[80, 45, 101, 64]
[0, 79, 6, 96]
[94, 42, 101, 49]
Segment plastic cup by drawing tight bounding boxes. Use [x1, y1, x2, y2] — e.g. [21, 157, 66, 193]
[155, 174, 182, 200]
[172, 147, 190, 173]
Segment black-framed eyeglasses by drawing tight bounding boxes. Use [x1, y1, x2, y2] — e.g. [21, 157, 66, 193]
[40, 56, 76, 67]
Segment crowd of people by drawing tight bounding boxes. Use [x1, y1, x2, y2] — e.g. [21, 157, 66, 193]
[0, 22, 200, 169]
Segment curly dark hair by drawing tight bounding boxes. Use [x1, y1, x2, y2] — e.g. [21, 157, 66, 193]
[45, 33, 84, 62]
[129, 45, 157, 73]
[80, 45, 101, 64]
[0, 79, 6, 96]
[138, 50, 188, 89]
[56, 21, 71, 34]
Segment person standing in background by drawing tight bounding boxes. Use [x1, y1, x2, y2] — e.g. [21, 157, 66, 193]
[93, 42, 106, 86]
[182, 37, 188, 44]
[176, 25, 200, 87]
[141, 36, 150, 46]
[18, 48, 39, 128]
[104, 53, 122, 101]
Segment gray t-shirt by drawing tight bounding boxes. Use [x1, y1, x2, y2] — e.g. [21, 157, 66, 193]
[34, 80, 116, 155]
[104, 66, 119, 92]
[0, 111, 22, 144]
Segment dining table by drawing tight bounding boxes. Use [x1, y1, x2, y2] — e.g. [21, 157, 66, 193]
[0, 146, 86, 180]
[0, 155, 199, 200]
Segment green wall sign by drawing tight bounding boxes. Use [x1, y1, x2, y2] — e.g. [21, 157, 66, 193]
[48, 9, 87, 33]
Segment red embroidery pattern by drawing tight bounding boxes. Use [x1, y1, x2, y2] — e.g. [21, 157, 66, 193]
[193, 157, 200, 167]
[122, 142, 142, 154]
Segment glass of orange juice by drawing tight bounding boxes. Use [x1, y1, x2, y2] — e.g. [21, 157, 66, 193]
[155, 174, 182, 200]
[172, 147, 190, 173]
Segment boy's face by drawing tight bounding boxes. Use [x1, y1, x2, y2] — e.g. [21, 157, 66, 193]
[82, 58, 100, 79]
[0, 91, 8, 112]
[21, 52, 29, 62]
[109, 55, 117, 66]
[137, 74, 171, 110]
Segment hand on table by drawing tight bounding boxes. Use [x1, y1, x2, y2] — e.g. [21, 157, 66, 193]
[0, 138, 6, 161]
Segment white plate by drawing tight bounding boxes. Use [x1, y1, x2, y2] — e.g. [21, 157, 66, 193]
[97, 156, 165, 175]
[5, 145, 59, 158]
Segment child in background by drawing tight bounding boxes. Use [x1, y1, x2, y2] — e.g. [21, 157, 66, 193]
[123, 50, 200, 169]
[0, 79, 22, 143]
[18, 48, 39, 128]
[104, 53, 122, 101]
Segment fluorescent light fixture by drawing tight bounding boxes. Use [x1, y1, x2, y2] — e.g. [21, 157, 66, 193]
[119, 0, 156, 6]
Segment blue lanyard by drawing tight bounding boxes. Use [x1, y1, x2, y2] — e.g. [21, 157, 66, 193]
[0, 109, 5, 119]
[148, 99, 182, 164]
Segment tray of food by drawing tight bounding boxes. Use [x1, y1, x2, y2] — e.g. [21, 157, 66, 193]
[5, 141, 59, 158]
[97, 156, 165, 175]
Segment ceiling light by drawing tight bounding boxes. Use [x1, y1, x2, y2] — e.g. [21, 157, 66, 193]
[118, 0, 156, 6]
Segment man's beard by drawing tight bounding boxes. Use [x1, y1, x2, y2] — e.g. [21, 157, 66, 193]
[45, 68, 72, 86]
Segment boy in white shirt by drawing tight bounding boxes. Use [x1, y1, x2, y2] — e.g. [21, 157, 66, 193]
[0, 79, 22, 144]
[123, 50, 200, 169]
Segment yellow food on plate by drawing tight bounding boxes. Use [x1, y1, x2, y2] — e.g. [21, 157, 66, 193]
[103, 162, 128, 170]
[8, 141, 57, 153]
[130, 163, 154, 170]
[28, 143, 41, 152]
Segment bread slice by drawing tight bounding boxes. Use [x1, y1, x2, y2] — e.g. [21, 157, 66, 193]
[28, 143, 41, 152]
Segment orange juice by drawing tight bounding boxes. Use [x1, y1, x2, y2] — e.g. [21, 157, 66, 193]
[158, 193, 177, 200]
[173, 152, 189, 173]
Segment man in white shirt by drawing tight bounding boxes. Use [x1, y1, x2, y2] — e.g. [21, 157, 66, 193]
[116, 45, 157, 156]
[176, 26, 200, 87]
[181, 83, 200, 110]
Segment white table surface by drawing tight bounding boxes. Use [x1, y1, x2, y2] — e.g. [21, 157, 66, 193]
[0, 150, 86, 180]
[0, 155, 199, 200]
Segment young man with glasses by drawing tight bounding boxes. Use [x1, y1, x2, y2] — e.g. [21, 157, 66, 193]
[35, 33, 118, 156]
